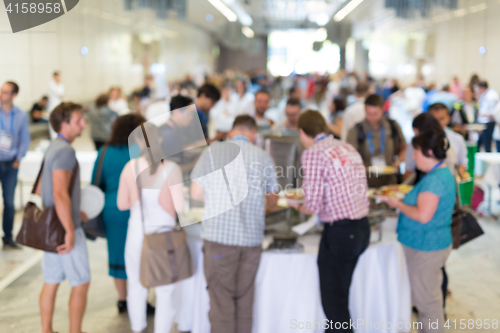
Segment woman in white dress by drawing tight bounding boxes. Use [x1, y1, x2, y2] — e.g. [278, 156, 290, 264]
[117, 124, 184, 333]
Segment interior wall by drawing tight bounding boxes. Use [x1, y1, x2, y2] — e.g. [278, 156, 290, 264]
[350, 0, 500, 89]
[217, 36, 268, 72]
[433, 0, 499, 88]
[0, 0, 216, 110]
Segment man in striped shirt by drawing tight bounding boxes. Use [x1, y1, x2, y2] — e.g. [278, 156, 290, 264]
[290, 110, 370, 332]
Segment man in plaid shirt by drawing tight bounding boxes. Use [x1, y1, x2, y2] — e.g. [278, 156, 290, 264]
[191, 115, 279, 333]
[290, 110, 370, 332]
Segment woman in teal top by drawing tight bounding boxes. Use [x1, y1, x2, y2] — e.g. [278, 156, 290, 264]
[91, 114, 146, 314]
[383, 129, 455, 333]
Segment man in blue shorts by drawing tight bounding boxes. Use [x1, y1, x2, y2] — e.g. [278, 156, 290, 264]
[37, 102, 90, 333]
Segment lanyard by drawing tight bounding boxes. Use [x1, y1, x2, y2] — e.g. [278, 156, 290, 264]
[428, 161, 444, 174]
[57, 133, 69, 143]
[315, 134, 328, 143]
[366, 126, 385, 155]
[232, 135, 250, 142]
[0, 111, 14, 134]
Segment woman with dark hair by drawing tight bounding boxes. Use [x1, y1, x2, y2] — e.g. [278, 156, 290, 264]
[89, 93, 118, 150]
[382, 129, 455, 333]
[403, 113, 458, 182]
[91, 114, 146, 314]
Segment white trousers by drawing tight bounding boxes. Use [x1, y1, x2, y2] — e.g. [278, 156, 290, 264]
[125, 226, 176, 333]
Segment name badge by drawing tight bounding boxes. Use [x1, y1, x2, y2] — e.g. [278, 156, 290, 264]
[371, 154, 387, 169]
[0, 131, 12, 152]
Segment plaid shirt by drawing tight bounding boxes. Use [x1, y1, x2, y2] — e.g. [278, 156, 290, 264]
[191, 137, 277, 246]
[301, 134, 369, 222]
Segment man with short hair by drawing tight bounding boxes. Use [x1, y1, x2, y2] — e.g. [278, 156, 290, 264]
[0, 81, 30, 250]
[39, 102, 90, 333]
[160, 95, 197, 172]
[195, 83, 221, 140]
[347, 94, 407, 187]
[274, 86, 304, 125]
[428, 102, 468, 177]
[273, 98, 301, 131]
[475, 81, 499, 152]
[30, 96, 49, 123]
[291, 110, 370, 333]
[341, 81, 373, 141]
[252, 90, 274, 130]
[190, 115, 279, 333]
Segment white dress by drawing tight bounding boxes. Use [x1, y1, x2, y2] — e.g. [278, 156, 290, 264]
[125, 161, 177, 333]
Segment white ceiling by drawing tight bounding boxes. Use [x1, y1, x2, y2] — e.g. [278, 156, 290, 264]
[186, 0, 346, 34]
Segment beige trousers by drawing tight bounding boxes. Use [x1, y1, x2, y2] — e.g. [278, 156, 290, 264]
[403, 245, 452, 333]
[203, 240, 262, 333]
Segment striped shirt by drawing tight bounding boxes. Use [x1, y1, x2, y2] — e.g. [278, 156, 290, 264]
[301, 134, 369, 222]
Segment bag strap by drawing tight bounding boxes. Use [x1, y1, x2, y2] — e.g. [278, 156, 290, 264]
[388, 119, 400, 155]
[135, 159, 147, 235]
[93, 145, 109, 186]
[162, 161, 182, 229]
[355, 122, 365, 149]
[31, 161, 79, 196]
[68, 164, 79, 196]
[165, 232, 179, 282]
[31, 161, 45, 195]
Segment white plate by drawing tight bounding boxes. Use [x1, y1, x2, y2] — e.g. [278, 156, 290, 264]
[80, 185, 105, 220]
[285, 198, 304, 204]
[280, 188, 305, 204]
[465, 124, 486, 131]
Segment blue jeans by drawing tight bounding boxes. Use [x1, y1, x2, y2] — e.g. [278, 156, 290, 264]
[478, 121, 496, 152]
[0, 160, 18, 242]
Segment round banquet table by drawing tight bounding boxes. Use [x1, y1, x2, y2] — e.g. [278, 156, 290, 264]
[174, 218, 411, 333]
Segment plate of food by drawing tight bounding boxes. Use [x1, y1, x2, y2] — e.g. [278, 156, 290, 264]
[369, 165, 398, 175]
[374, 184, 413, 200]
[282, 188, 304, 204]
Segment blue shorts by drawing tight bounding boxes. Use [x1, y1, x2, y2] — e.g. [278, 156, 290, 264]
[41, 228, 90, 287]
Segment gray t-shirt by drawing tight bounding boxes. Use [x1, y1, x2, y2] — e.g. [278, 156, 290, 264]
[41, 139, 81, 229]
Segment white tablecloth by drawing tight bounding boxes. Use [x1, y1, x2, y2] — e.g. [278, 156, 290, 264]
[18, 151, 98, 183]
[175, 221, 411, 333]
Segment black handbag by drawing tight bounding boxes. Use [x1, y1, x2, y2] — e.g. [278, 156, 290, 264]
[452, 174, 484, 248]
[456, 209, 484, 246]
[83, 145, 108, 240]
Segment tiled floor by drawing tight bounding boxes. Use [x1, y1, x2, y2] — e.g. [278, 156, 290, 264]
[0, 128, 499, 332]
[0, 214, 499, 332]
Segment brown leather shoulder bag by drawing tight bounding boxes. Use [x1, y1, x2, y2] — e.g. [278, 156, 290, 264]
[16, 161, 78, 253]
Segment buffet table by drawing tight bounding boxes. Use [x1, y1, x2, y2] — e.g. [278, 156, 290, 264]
[175, 220, 411, 333]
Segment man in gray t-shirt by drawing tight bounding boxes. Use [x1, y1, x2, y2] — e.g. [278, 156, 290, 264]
[41, 139, 81, 229]
[38, 102, 91, 333]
